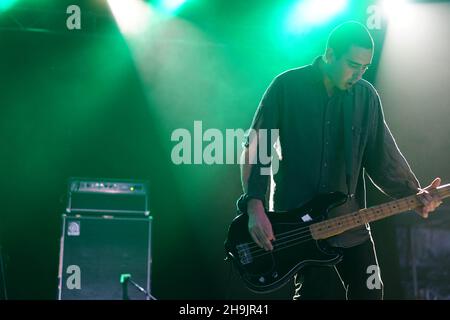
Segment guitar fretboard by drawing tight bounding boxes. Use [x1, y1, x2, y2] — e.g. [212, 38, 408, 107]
[310, 183, 450, 240]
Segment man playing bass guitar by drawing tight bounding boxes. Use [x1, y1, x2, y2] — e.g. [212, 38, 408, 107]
[236, 21, 443, 300]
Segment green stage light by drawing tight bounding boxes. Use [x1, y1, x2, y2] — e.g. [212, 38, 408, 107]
[159, 0, 188, 14]
[108, 0, 156, 36]
[0, 0, 17, 12]
[287, 0, 348, 33]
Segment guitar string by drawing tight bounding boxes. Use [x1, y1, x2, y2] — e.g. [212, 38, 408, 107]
[244, 226, 314, 252]
[241, 206, 380, 252]
[247, 209, 390, 258]
[251, 200, 420, 249]
[243, 223, 315, 249]
[238, 193, 448, 264]
[245, 200, 419, 259]
[243, 235, 315, 261]
[240, 200, 416, 256]
[242, 216, 347, 253]
[235, 229, 316, 264]
[248, 232, 314, 257]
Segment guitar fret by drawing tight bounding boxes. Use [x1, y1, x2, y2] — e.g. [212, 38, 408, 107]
[309, 184, 449, 240]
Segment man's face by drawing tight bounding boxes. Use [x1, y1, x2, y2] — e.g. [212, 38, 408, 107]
[326, 45, 373, 90]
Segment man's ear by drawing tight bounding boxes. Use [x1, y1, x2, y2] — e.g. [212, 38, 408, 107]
[324, 47, 335, 64]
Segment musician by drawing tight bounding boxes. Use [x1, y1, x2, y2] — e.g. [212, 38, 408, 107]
[237, 21, 443, 299]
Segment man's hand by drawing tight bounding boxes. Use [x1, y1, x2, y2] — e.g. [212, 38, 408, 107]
[247, 199, 275, 251]
[415, 177, 443, 218]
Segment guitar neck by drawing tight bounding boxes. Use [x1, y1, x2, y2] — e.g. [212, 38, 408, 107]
[310, 183, 450, 240]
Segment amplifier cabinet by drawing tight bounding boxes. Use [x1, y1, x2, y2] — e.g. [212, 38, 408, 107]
[58, 214, 152, 300]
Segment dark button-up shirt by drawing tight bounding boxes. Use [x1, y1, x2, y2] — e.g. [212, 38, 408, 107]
[244, 56, 420, 247]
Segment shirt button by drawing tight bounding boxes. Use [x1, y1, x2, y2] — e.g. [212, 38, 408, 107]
[324, 163, 327, 167]
[326, 121, 331, 125]
[322, 185, 326, 188]
[325, 141, 329, 145]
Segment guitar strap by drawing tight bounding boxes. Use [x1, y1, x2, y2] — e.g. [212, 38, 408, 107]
[343, 91, 354, 198]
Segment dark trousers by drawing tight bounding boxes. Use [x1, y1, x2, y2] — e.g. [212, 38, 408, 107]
[293, 239, 384, 300]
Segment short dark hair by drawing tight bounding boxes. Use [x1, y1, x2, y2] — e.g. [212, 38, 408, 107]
[326, 21, 374, 57]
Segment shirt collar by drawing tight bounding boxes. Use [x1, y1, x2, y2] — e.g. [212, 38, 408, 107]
[310, 56, 324, 84]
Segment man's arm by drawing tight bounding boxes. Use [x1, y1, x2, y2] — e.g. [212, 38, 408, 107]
[240, 137, 275, 251]
[240, 141, 253, 194]
[363, 91, 442, 217]
[238, 76, 282, 251]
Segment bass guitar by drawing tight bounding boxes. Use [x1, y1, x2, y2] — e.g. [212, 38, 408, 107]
[224, 184, 449, 293]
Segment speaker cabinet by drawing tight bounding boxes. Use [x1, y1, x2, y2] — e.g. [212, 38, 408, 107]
[58, 214, 152, 300]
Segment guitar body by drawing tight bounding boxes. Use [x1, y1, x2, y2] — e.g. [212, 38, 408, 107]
[224, 192, 348, 293]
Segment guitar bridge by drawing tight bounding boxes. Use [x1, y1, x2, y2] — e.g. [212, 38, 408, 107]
[236, 243, 253, 265]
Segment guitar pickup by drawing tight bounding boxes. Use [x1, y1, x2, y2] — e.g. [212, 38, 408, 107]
[237, 243, 253, 265]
